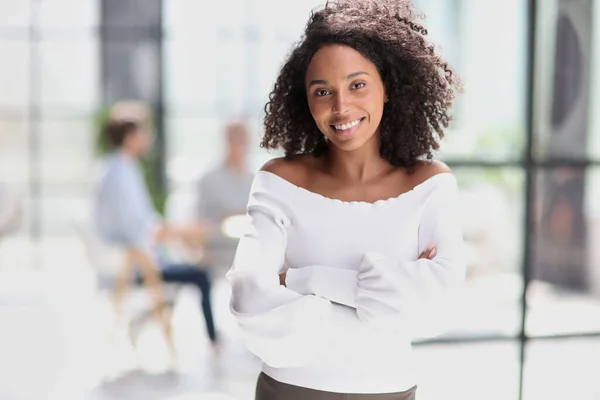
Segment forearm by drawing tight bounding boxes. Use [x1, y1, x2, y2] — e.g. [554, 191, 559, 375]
[360, 252, 464, 306]
[355, 251, 464, 339]
[229, 269, 304, 314]
[396, 256, 465, 300]
[228, 269, 336, 367]
[285, 266, 359, 308]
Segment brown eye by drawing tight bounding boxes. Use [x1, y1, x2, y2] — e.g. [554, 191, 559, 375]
[315, 89, 331, 96]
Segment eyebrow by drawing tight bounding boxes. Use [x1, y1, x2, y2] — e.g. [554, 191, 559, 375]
[307, 71, 369, 87]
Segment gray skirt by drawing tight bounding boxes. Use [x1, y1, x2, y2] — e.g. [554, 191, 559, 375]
[255, 372, 417, 400]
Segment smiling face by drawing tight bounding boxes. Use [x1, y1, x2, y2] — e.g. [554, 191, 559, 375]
[305, 44, 387, 153]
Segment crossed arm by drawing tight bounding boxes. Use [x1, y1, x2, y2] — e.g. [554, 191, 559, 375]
[280, 177, 465, 336]
[280, 245, 438, 307]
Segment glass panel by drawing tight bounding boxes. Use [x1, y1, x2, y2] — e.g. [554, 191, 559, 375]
[163, 37, 218, 109]
[38, 192, 92, 237]
[165, 116, 224, 186]
[0, 1, 31, 27]
[524, 339, 600, 400]
[246, 116, 275, 172]
[0, 188, 33, 266]
[214, 37, 246, 113]
[417, 0, 527, 161]
[0, 41, 29, 110]
[167, 0, 528, 161]
[591, 0, 600, 160]
[164, 0, 326, 111]
[528, 167, 600, 336]
[102, 41, 161, 105]
[0, 192, 32, 259]
[40, 38, 99, 113]
[435, 167, 524, 339]
[166, 116, 271, 186]
[242, 35, 292, 114]
[102, 0, 160, 28]
[0, 235, 33, 269]
[0, 119, 29, 183]
[0, 181, 28, 239]
[247, 0, 323, 34]
[414, 342, 520, 400]
[163, 0, 222, 37]
[533, 0, 600, 161]
[165, 0, 322, 37]
[37, 235, 88, 271]
[39, 0, 98, 30]
[39, 119, 96, 184]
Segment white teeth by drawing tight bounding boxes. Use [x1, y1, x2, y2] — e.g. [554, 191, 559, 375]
[333, 118, 361, 130]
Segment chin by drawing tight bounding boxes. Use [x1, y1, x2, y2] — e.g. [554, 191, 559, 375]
[330, 137, 370, 152]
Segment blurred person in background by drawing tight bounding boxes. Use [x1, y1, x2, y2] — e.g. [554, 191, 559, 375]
[226, 0, 465, 398]
[195, 119, 254, 274]
[0, 126, 22, 239]
[0, 183, 22, 239]
[93, 119, 219, 349]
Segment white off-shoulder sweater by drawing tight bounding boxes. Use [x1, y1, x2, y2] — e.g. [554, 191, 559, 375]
[226, 170, 465, 394]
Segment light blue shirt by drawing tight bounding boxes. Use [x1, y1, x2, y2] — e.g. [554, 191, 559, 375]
[93, 152, 159, 249]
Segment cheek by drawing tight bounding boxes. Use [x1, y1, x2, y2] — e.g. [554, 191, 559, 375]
[365, 94, 385, 118]
[143, 135, 153, 149]
[308, 101, 328, 124]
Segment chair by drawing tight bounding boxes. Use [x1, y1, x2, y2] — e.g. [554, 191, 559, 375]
[71, 215, 177, 362]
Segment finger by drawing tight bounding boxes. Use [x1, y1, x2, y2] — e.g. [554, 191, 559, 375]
[279, 272, 287, 287]
[429, 247, 437, 259]
[420, 245, 434, 259]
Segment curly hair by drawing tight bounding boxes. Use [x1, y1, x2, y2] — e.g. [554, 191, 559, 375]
[261, 0, 461, 168]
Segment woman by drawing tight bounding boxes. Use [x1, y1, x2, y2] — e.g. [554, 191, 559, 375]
[227, 0, 465, 398]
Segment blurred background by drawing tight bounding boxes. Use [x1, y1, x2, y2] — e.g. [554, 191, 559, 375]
[0, 0, 599, 399]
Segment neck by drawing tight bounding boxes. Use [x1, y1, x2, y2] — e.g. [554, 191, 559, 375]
[119, 147, 138, 160]
[325, 135, 391, 183]
[225, 155, 246, 175]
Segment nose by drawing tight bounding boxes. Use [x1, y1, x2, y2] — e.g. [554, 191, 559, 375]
[332, 92, 349, 114]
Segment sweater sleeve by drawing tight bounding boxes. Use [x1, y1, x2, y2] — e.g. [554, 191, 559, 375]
[285, 265, 359, 308]
[356, 175, 466, 338]
[225, 174, 335, 368]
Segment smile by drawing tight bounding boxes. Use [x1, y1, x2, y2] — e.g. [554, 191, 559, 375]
[330, 117, 365, 136]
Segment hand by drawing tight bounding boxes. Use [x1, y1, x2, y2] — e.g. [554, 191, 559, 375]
[419, 244, 437, 260]
[152, 223, 170, 244]
[279, 272, 287, 287]
[177, 223, 209, 245]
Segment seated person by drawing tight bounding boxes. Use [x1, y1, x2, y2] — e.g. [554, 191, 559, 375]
[0, 183, 22, 238]
[93, 119, 218, 347]
[196, 119, 254, 272]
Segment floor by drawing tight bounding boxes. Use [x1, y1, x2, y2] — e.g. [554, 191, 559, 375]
[0, 266, 260, 400]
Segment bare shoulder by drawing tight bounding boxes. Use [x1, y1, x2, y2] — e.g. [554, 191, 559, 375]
[260, 155, 315, 186]
[417, 159, 452, 176]
[260, 157, 295, 175]
[410, 160, 453, 185]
